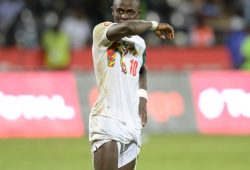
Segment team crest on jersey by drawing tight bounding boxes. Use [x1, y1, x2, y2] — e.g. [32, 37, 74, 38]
[107, 41, 138, 74]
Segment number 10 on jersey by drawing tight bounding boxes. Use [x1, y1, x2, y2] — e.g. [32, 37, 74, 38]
[130, 59, 138, 77]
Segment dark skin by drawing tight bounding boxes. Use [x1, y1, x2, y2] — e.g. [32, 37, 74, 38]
[94, 0, 174, 170]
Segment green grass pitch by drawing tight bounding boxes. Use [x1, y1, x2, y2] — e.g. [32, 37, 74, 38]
[0, 134, 250, 170]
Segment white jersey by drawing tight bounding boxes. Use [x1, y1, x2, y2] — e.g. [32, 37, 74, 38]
[91, 21, 146, 130]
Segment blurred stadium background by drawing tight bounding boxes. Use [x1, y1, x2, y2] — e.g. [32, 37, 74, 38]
[0, 0, 250, 170]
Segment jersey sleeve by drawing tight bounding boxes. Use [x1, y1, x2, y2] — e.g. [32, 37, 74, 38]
[92, 21, 116, 48]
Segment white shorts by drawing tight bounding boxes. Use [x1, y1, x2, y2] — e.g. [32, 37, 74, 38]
[89, 114, 142, 146]
[91, 139, 140, 168]
[89, 114, 142, 168]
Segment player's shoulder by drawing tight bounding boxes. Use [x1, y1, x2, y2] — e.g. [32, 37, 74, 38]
[93, 21, 113, 31]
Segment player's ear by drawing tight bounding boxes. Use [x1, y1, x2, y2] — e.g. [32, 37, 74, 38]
[137, 9, 142, 19]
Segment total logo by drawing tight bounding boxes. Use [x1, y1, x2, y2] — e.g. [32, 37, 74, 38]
[198, 88, 250, 119]
[0, 91, 75, 120]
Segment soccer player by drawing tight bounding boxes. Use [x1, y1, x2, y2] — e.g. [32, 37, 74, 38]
[89, 0, 174, 169]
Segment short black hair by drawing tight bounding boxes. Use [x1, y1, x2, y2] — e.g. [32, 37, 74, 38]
[113, 0, 141, 7]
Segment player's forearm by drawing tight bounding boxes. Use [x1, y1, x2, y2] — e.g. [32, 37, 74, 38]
[107, 20, 154, 41]
[124, 20, 153, 35]
[139, 65, 147, 90]
[139, 65, 148, 127]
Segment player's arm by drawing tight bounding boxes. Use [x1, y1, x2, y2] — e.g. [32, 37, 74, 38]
[139, 65, 147, 127]
[106, 20, 174, 41]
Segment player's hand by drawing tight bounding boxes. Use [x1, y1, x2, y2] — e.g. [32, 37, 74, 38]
[139, 97, 147, 127]
[154, 23, 174, 40]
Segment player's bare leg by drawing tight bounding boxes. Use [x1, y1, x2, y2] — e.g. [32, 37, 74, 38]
[94, 140, 118, 170]
[118, 158, 136, 170]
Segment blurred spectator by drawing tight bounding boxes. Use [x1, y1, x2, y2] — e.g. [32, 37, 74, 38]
[42, 12, 70, 69]
[240, 26, 250, 70]
[0, 0, 25, 46]
[147, 0, 173, 23]
[14, 8, 39, 48]
[189, 14, 215, 47]
[60, 6, 91, 49]
[198, 0, 220, 18]
[240, 0, 250, 25]
[225, 12, 246, 69]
